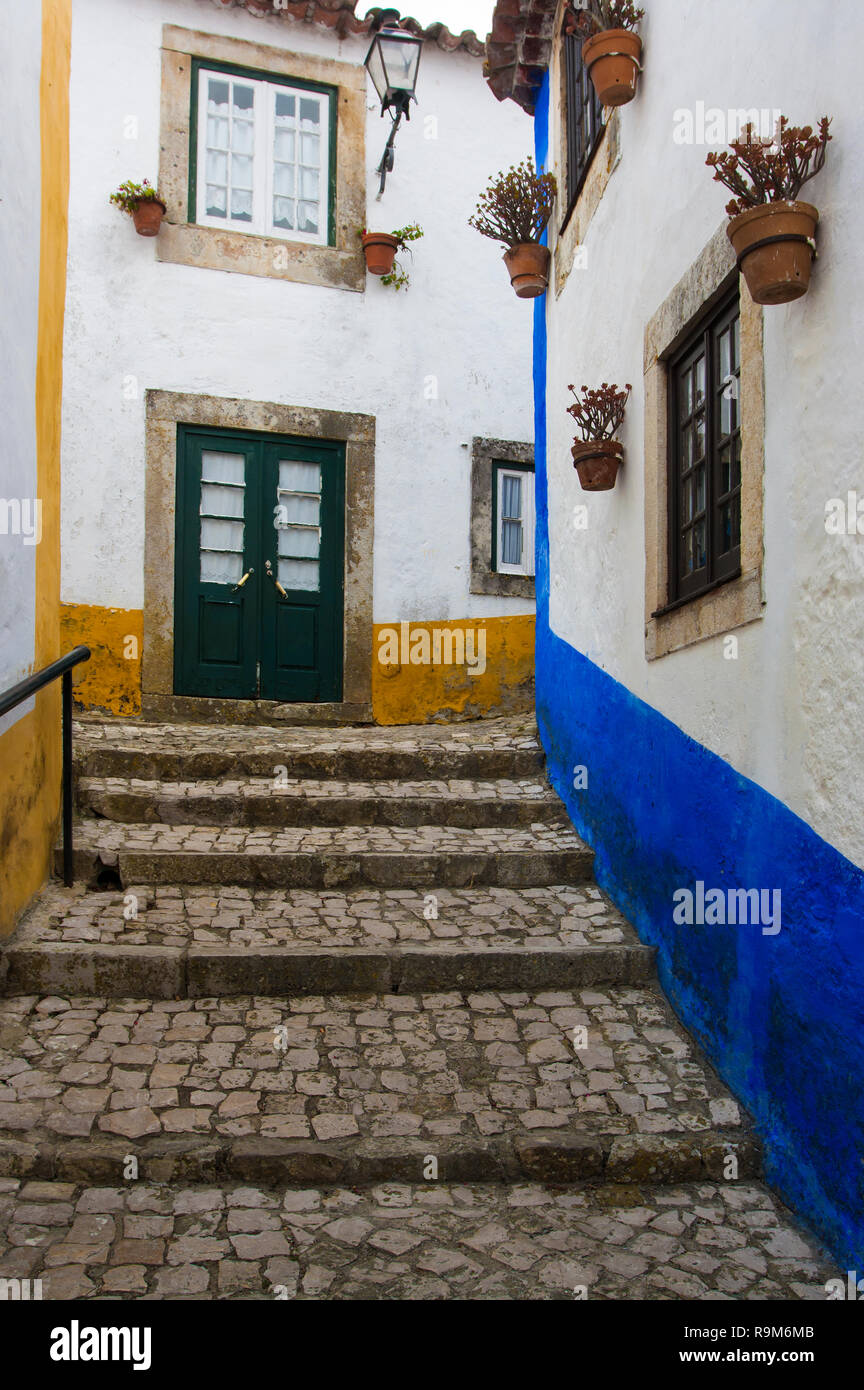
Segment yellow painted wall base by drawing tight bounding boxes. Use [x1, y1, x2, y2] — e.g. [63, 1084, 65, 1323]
[60, 603, 144, 716]
[0, 0, 72, 937]
[372, 614, 535, 726]
[59, 605, 534, 727]
[0, 696, 61, 936]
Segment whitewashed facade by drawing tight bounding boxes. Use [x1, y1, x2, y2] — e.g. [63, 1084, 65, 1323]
[60, 0, 536, 723]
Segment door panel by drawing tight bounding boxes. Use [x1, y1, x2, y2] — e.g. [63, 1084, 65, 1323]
[174, 426, 344, 703]
[175, 434, 259, 699]
[260, 440, 344, 702]
[277, 605, 317, 667]
[199, 596, 243, 666]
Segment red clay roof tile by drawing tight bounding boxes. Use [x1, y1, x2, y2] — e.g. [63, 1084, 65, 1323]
[205, 1, 487, 57]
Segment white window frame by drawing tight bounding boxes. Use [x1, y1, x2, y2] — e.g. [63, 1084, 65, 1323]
[195, 66, 332, 247]
[495, 464, 535, 577]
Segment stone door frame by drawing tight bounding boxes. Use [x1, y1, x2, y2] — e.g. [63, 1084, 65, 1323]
[142, 389, 375, 722]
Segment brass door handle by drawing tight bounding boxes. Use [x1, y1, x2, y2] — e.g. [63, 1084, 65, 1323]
[231, 568, 254, 592]
[265, 561, 287, 598]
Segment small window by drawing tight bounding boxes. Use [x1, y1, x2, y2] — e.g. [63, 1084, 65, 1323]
[193, 63, 333, 246]
[563, 31, 604, 207]
[667, 292, 741, 605]
[493, 463, 535, 577]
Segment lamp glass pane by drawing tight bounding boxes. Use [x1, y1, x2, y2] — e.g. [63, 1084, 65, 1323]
[379, 34, 421, 93]
[365, 41, 388, 104]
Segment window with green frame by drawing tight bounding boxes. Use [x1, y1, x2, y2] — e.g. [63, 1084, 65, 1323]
[190, 58, 337, 247]
[492, 461, 535, 577]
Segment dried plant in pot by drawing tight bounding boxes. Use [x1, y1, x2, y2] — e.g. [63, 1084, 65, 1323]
[706, 116, 832, 305]
[360, 224, 423, 288]
[567, 381, 631, 491]
[469, 159, 557, 298]
[565, 1, 644, 108]
[110, 178, 167, 236]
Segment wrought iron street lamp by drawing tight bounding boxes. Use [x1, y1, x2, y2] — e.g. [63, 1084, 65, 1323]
[364, 9, 423, 198]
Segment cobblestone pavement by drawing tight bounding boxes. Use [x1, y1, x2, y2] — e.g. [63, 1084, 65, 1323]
[74, 714, 540, 756]
[80, 776, 556, 804]
[0, 1178, 839, 1300]
[0, 987, 746, 1147]
[78, 776, 564, 832]
[0, 713, 840, 1301]
[16, 883, 633, 951]
[69, 821, 585, 856]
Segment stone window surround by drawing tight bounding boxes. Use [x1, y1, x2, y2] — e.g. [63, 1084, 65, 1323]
[550, 1, 622, 297]
[143, 389, 375, 718]
[470, 437, 536, 600]
[157, 25, 367, 292]
[644, 225, 765, 661]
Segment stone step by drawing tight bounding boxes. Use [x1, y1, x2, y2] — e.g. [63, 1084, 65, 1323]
[73, 714, 544, 783]
[0, 987, 759, 1188]
[0, 1177, 837, 1301]
[58, 822, 594, 891]
[2, 884, 655, 998]
[76, 776, 564, 829]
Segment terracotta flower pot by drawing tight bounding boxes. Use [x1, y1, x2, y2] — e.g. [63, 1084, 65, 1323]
[362, 233, 399, 276]
[131, 199, 166, 237]
[572, 439, 624, 491]
[503, 243, 551, 299]
[726, 200, 818, 305]
[581, 29, 643, 108]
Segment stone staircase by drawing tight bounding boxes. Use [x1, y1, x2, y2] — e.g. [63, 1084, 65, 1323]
[0, 714, 838, 1299]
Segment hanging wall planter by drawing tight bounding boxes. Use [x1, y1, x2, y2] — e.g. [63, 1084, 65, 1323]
[131, 200, 167, 237]
[503, 243, 553, 299]
[726, 201, 819, 305]
[360, 225, 423, 289]
[469, 158, 557, 300]
[567, 382, 631, 492]
[110, 178, 167, 237]
[571, 439, 624, 491]
[361, 233, 399, 275]
[567, 2, 644, 108]
[706, 116, 832, 305]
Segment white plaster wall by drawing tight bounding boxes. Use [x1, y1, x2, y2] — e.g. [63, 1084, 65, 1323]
[0, 2, 41, 732]
[60, 0, 535, 627]
[544, 0, 864, 864]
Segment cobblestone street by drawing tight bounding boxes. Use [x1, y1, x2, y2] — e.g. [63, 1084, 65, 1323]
[2, 0, 860, 1337]
[0, 1178, 837, 1301]
[0, 715, 841, 1300]
[15, 883, 632, 951]
[0, 986, 752, 1156]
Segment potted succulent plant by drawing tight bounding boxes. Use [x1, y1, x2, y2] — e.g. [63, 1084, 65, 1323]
[565, 1, 645, 108]
[109, 178, 167, 237]
[360, 224, 423, 289]
[567, 381, 631, 490]
[469, 158, 558, 298]
[706, 116, 832, 305]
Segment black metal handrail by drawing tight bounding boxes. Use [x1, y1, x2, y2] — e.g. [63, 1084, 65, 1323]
[0, 646, 91, 886]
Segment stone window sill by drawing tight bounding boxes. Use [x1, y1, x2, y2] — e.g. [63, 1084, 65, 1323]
[646, 568, 763, 660]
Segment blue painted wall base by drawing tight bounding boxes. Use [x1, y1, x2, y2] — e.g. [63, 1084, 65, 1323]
[532, 73, 864, 1269]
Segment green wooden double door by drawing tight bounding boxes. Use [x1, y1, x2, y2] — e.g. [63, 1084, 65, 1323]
[174, 426, 345, 702]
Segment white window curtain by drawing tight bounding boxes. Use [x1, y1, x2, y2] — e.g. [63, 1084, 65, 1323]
[196, 68, 331, 245]
[274, 456, 322, 592]
[200, 451, 245, 585]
